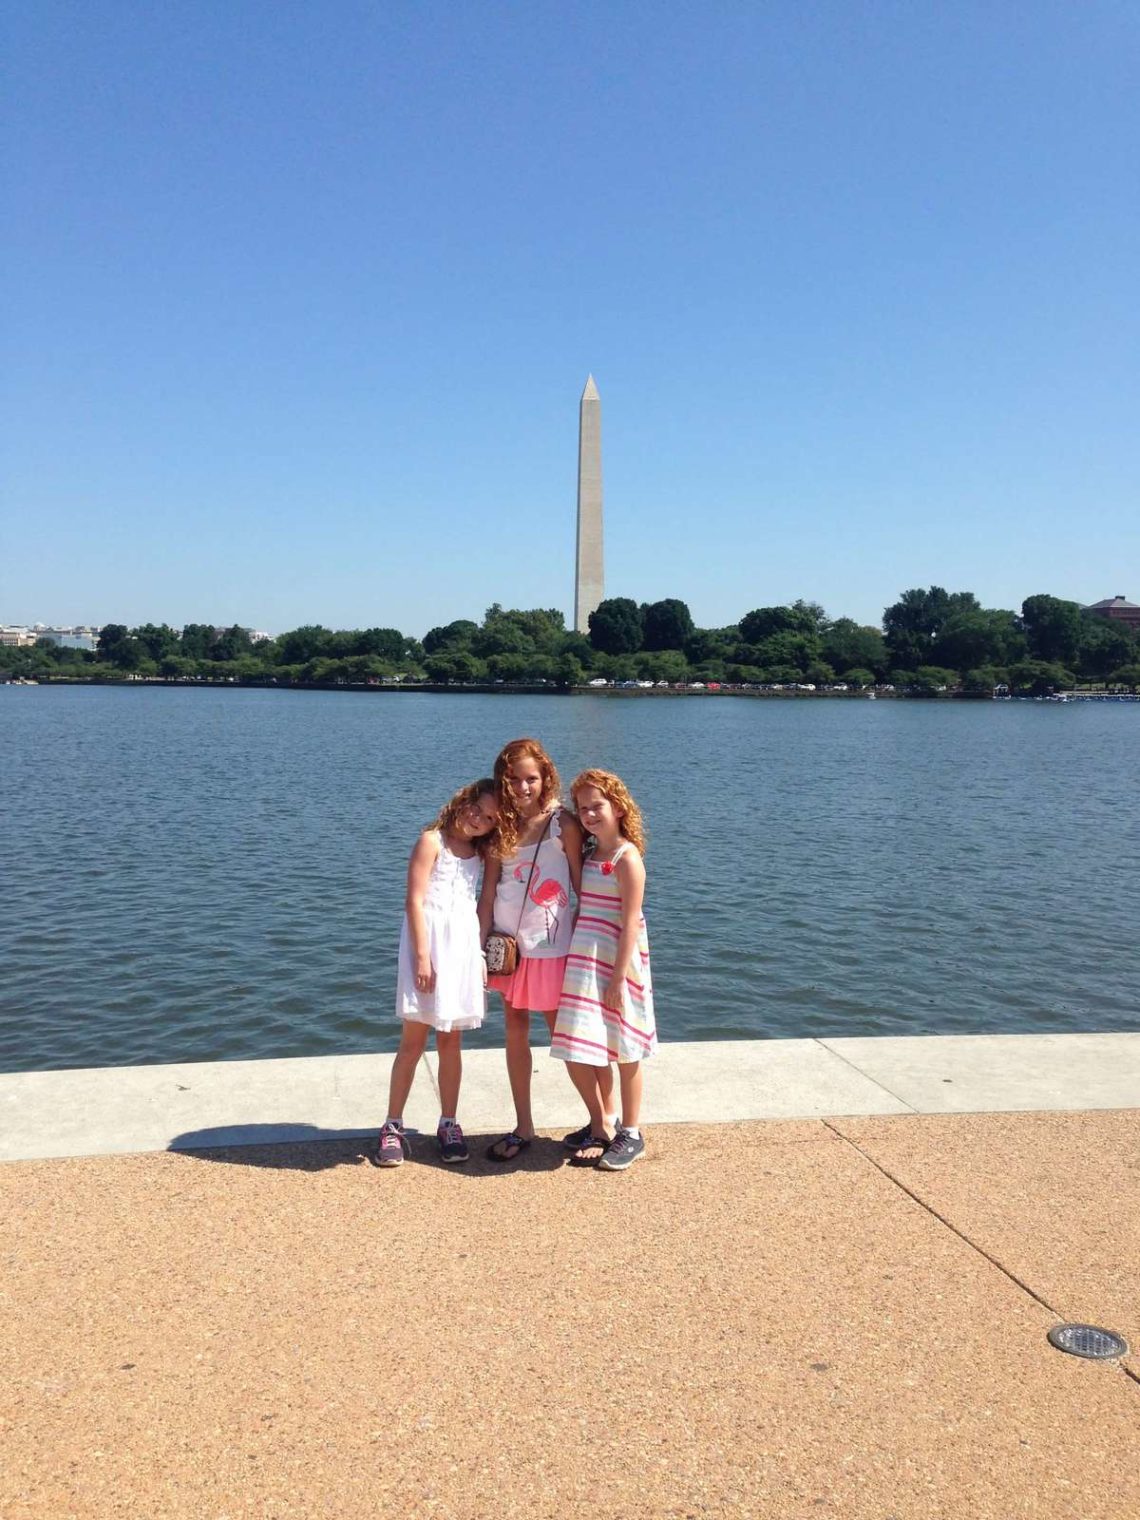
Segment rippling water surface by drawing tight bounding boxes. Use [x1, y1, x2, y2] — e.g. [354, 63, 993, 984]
[2, 685, 1137, 1071]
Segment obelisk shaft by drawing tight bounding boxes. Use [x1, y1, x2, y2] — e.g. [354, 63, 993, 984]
[575, 375, 604, 633]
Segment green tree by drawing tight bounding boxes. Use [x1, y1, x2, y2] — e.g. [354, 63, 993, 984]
[423, 620, 478, 654]
[805, 661, 836, 685]
[424, 650, 486, 684]
[821, 619, 888, 679]
[1109, 663, 1140, 690]
[588, 598, 643, 655]
[740, 604, 818, 643]
[133, 623, 180, 662]
[210, 625, 254, 662]
[1020, 595, 1083, 665]
[472, 620, 533, 658]
[353, 627, 406, 661]
[1077, 617, 1136, 680]
[179, 623, 215, 660]
[962, 665, 1008, 694]
[1008, 659, 1075, 695]
[641, 598, 694, 651]
[684, 626, 736, 664]
[276, 625, 334, 665]
[97, 623, 131, 662]
[883, 587, 980, 669]
[754, 630, 819, 674]
[840, 667, 876, 688]
[634, 649, 688, 682]
[909, 665, 960, 694]
[557, 653, 586, 687]
[934, 609, 1024, 672]
[557, 631, 595, 665]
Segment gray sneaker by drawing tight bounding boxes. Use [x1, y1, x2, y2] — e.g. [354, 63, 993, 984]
[371, 1120, 409, 1168]
[596, 1128, 645, 1171]
[437, 1120, 469, 1164]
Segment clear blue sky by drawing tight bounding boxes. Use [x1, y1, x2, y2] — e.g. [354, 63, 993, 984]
[3, 1, 1137, 636]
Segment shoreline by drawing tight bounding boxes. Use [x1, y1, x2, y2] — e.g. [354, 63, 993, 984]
[6, 677, 1138, 700]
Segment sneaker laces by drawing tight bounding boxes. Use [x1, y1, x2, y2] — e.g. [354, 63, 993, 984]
[438, 1121, 463, 1145]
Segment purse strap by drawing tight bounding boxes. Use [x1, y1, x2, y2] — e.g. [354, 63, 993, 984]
[513, 810, 554, 936]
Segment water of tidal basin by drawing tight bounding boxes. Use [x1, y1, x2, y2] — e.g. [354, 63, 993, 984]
[2, 685, 1137, 1072]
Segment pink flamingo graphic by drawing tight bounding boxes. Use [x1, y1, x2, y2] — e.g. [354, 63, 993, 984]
[514, 863, 569, 944]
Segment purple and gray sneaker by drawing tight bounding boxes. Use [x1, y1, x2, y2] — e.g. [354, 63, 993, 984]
[371, 1120, 410, 1168]
[596, 1128, 646, 1171]
[437, 1120, 469, 1164]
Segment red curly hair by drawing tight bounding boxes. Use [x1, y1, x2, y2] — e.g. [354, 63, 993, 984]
[430, 778, 500, 859]
[493, 737, 562, 858]
[569, 768, 647, 855]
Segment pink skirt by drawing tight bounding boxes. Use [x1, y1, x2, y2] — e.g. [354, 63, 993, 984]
[487, 954, 568, 1013]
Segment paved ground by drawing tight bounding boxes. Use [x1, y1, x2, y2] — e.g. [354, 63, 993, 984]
[3, 1107, 1138, 1519]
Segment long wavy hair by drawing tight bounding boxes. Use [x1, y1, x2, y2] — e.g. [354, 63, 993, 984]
[570, 768, 647, 855]
[493, 737, 562, 858]
[431, 777, 500, 859]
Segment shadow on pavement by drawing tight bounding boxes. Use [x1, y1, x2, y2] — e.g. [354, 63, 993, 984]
[168, 1125, 569, 1174]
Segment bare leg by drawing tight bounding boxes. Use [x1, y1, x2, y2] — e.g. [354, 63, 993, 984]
[597, 1061, 617, 1121]
[386, 1020, 430, 1122]
[502, 1000, 536, 1137]
[566, 1061, 607, 1134]
[435, 1029, 463, 1119]
[617, 1060, 643, 1129]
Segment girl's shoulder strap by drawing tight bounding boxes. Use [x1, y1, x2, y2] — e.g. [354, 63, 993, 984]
[612, 839, 642, 866]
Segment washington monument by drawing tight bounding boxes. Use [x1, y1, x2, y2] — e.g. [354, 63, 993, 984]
[574, 374, 604, 633]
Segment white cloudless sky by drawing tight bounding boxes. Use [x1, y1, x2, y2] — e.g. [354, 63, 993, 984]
[3, 1, 1137, 636]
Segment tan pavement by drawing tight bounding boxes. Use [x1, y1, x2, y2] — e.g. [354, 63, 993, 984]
[3, 1110, 1138, 1519]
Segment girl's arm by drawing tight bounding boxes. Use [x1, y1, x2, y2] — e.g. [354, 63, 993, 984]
[560, 808, 585, 907]
[477, 853, 502, 945]
[406, 830, 442, 993]
[602, 848, 646, 1012]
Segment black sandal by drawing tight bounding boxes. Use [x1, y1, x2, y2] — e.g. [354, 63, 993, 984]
[485, 1132, 532, 1163]
[568, 1135, 609, 1167]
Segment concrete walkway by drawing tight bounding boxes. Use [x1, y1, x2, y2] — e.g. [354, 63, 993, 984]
[3, 1031, 1139, 1161]
[2, 1035, 1138, 1518]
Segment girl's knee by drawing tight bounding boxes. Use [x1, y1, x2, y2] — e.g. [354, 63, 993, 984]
[435, 1029, 463, 1052]
[399, 1022, 430, 1055]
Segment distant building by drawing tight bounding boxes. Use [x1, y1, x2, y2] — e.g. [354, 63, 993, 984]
[1084, 595, 1140, 633]
[0, 626, 35, 647]
[212, 626, 271, 643]
[36, 627, 99, 651]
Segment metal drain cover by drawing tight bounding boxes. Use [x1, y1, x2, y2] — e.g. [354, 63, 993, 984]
[1047, 1324, 1129, 1360]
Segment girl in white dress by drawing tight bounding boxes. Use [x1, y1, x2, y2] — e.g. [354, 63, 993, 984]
[373, 779, 500, 1168]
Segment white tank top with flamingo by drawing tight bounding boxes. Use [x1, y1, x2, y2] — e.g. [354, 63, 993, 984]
[492, 809, 574, 958]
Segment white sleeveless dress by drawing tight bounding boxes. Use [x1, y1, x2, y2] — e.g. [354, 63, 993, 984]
[395, 836, 486, 1032]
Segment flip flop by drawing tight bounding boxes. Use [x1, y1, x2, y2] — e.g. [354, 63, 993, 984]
[485, 1131, 533, 1163]
[568, 1135, 610, 1167]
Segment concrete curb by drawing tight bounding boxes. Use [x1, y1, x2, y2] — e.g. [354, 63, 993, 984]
[3, 1031, 1139, 1161]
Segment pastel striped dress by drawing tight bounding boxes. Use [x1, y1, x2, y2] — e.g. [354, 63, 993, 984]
[551, 841, 657, 1067]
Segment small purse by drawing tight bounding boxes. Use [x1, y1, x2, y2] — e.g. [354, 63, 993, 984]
[484, 813, 553, 977]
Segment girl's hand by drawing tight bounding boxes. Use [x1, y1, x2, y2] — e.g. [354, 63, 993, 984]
[602, 974, 625, 1012]
[415, 955, 436, 994]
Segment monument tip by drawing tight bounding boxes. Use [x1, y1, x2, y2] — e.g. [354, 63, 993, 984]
[581, 374, 600, 402]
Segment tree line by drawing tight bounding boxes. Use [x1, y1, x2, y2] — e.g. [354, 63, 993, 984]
[5, 591, 1139, 694]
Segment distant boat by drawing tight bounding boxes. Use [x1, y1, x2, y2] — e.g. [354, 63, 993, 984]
[867, 691, 876, 700]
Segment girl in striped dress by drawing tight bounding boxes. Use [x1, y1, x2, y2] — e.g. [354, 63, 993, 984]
[551, 769, 656, 1171]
